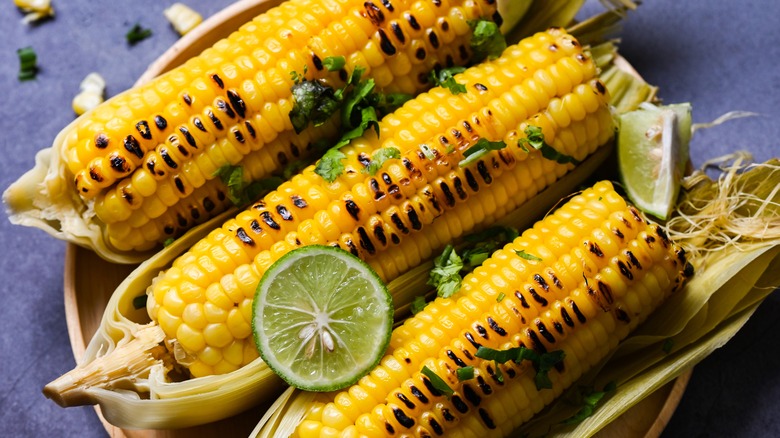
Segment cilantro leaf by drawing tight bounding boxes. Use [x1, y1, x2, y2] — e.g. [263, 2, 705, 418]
[429, 66, 467, 94]
[333, 106, 380, 149]
[370, 92, 413, 114]
[342, 78, 376, 128]
[515, 249, 543, 262]
[427, 244, 464, 298]
[420, 143, 436, 160]
[315, 148, 347, 183]
[459, 138, 507, 167]
[322, 55, 346, 72]
[520, 125, 581, 165]
[534, 350, 565, 390]
[126, 23, 153, 45]
[469, 19, 507, 61]
[214, 165, 281, 207]
[363, 147, 400, 175]
[496, 292, 506, 302]
[421, 366, 454, 398]
[289, 80, 341, 134]
[411, 295, 428, 315]
[476, 345, 565, 390]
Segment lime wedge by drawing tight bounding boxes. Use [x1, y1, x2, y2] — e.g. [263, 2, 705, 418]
[252, 245, 393, 392]
[618, 102, 692, 220]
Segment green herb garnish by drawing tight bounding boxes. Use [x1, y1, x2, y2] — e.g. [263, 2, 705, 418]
[515, 249, 543, 262]
[289, 80, 341, 134]
[429, 66, 467, 94]
[428, 244, 463, 298]
[322, 55, 346, 72]
[214, 165, 282, 207]
[562, 382, 617, 425]
[496, 292, 506, 302]
[314, 148, 348, 183]
[126, 23, 153, 45]
[459, 138, 508, 167]
[456, 366, 475, 381]
[420, 143, 436, 160]
[520, 125, 581, 165]
[469, 19, 507, 61]
[421, 366, 454, 398]
[410, 295, 428, 315]
[163, 237, 175, 247]
[476, 345, 565, 390]
[17, 47, 38, 81]
[363, 147, 400, 175]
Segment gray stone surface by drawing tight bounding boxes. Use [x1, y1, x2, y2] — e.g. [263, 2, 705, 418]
[0, 0, 777, 437]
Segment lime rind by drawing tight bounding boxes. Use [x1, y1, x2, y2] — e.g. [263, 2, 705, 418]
[252, 245, 393, 392]
[618, 102, 692, 220]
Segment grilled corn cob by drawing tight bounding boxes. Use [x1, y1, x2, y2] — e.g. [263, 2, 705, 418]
[259, 180, 691, 438]
[5, 0, 505, 262]
[140, 27, 611, 378]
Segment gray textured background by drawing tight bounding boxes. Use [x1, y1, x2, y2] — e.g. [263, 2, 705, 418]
[1, 0, 778, 436]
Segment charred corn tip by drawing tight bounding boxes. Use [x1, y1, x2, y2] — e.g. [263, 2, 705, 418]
[164, 3, 203, 36]
[146, 27, 614, 379]
[291, 180, 690, 437]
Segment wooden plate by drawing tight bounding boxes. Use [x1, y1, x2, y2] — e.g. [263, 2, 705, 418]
[62, 0, 692, 436]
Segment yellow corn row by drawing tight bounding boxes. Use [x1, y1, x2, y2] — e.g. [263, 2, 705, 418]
[66, 0, 501, 252]
[280, 180, 692, 437]
[142, 27, 612, 378]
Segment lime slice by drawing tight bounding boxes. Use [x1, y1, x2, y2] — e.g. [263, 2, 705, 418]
[252, 245, 393, 392]
[618, 102, 692, 220]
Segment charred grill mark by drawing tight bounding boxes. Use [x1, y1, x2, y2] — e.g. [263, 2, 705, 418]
[451, 395, 468, 413]
[615, 306, 631, 323]
[656, 226, 671, 247]
[613, 227, 625, 240]
[645, 235, 656, 247]
[164, 225, 175, 235]
[177, 144, 189, 156]
[629, 206, 643, 222]
[217, 191, 226, 201]
[587, 241, 604, 257]
[216, 98, 236, 118]
[94, 133, 109, 149]
[260, 211, 281, 230]
[617, 260, 634, 280]
[462, 384, 481, 406]
[396, 393, 415, 410]
[344, 237, 359, 256]
[553, 321, 564, 334]
[476, 161, 492, 184]
[124, 135, 143, 159]
[345, 200, 361, 220]
[464, 332, 482, 349]
[182, 93, 192, 105]
[226, 90, 247, 119]
[452, 176, 467, 199]
[390, 212, 409, 234]
[358, 152, 372, 167]
[236, 228, 255, 246]
[206, 109, 224, 130]
[475, 83, 488, 92]
[548, 271, 563, 289]
[89, 167, 103, 182]
[464, 169, 479, 192]
[440, 181, 455, 207]
[180, 127, 197, 147]
[474, 324, 489, 340]
[515, 290, 530, 309]
[276, 205, 292, 221]
[476, 375, 492, 395]
[422, 376, 443, 397]
[440, 407, 455, 422]
[429, 418, 443, 435]
[192, 117, 207, 132]
[462, 348, 474, 360]
[561, 307, 574, 327]
[250, 219, 262, 234]
[478, 408, 496, 429]
[365, 2, 385, 25]
[410, 385, 429, 404]
[381, 0, 394, 11]
[391, 22, 405, 43]
[211, 73, 224, 89]
[528, 287, 548, 306]
[415, 47, 426, 60]
[406, 205, 422, 230]
[626, 250, 642, 269]
[432, 0, 441, 6]
[311, 52, 324, 70]
[684, 262, 694, 278]
[154, 115, 167, 130]
[357, 227, 376, 254]
[177, 213, 188, 227]
[459, 44, 469, 60]
[595, 80, 607, 95]
[392, 407, 415, 429]
[422, 187, 441, 213]
[446, 350, 467, 367]
[109, 154, 130, 173]
[428, 29, 440, 48]
[173, 176, 185, 193]
[146, 159, 160, 175]
[385, 423, 395, 434]
[190, 208, 200, 220]
[136, 121, 152, 140]
[378, 29, 397, 55]
[120, 188, 133, 204]
[537, 320, 556, 343]
[527, 329, 548, 353]
[160, 148, 177, 169]
[569, 298, 587, 323]
[390, 233, 401, 244]
[373, 224, 387, 245]
[534, 274, 550, 292]
[203, 197, 215, 212]
[382, 172, 393, 185]
[487, 317, 507, 336]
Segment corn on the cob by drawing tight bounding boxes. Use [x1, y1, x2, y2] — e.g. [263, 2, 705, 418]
[64, 0, 500, 252]
[272, 180, 691, 438]
[139, 27, 611, 378]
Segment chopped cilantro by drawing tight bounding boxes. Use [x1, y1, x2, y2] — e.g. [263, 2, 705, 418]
[562, 382, 617, 425]
[421, 366, 454, 398]
[520, 125, 581, 165]
[496, 292, 506, 302]
[429, 66, 467, 94]
[163, 237, 175, 247]
[289, 80, 340, 134]
[314, 148, 347, 183]
[469, 19, 507, 61]
[333, 106, 380, 149]
[428, 244, 464, 298]
[214, 165, 281, 207]
[363, 147, 400, 175]
[493, 362, 504, 383]
[341, 77, 376, 127]
[456, 366, 475, 381]
[459, 138, 508, 167]
[132, 294, 148, 310]
[17, 47, 38, 81]
[475, 345, 565, 390]
[322, 55, 346, 72]
[515, 250, 542, 262]
[126, 23, 153, 45]
[371, 92, 412, 114]
[411, 295, 428, 315]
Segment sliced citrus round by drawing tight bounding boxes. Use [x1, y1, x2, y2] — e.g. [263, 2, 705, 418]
[618, 102, 692, 220]
[252, 245, 393, 392]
